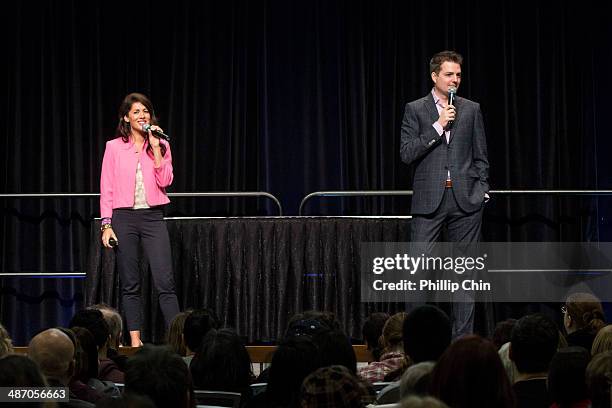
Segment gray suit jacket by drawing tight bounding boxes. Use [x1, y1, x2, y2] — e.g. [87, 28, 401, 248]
[400, 93, 489, 214]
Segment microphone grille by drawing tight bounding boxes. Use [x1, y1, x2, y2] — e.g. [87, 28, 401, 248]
[448, 86, 457, 94]
[141, 123, 151, 131]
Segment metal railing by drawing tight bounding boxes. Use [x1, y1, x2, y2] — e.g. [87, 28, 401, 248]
[0, 191, 283, 216]
[298, 189, 612, 215]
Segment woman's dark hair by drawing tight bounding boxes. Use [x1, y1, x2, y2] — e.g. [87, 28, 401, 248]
[0, 354, 47, 387]
[71, 326, 99, 381]
[492, 318, 517, 350]
[265, 336, 322, 406]
[312, 329, 357, 374]
[116, 93, 167, 158]
[190, 329, 252, 393]
[548, 347, 591, 407]
[362, 312, 389, 361]
[183, 308, 219, 353]
[430, 335, 515, 408]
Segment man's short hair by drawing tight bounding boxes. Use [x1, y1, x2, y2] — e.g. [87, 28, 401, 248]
[402, 305, 451, 363]
[430, 51, 463, 75]
[125, 345, 192, 408]
[510, 313, 559, 374]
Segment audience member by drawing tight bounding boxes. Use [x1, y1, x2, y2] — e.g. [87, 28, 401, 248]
[312, 329, 358, 375]
[359, 312, 409, 383]
[0, 322, 14, 358]
[0, 354, 48, 408]
[182, 308, 218, 366]
[0, 353, 47, 386]
[586, 350, 612, 408]
[548, 346, 592, 408]
[399, 361, 435, 399]
[375, 305, 452, 405]
[563, 292, 606, 351]
[592, 325, 612, 357]
[70, 309, 124, 383]
[430, 335, 515, 408]
[125, 345, 194, 408]
[70, 327, 119, 402]
[288, 310, 342, 333]
[190, 329, 253, 406]
[28, 328, 94, 408]
[362, 312, 390, 361]
[300, 365, 372, 408]
[509, 313, 559, 408]
[403, 305, 451, 363]
[492, 318, 517, 350]
[167, 311, 190, 357]
[250, 336, 322, 408]
[89, 303, 127, 371]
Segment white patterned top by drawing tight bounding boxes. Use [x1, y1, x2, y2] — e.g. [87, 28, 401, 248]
[133, 161, 150, 209]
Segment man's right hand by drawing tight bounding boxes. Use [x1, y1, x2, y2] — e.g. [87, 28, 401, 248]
[437, 104, 456, 129]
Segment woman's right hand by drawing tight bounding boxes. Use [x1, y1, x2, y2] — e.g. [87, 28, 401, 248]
[101, 228, 118, 248]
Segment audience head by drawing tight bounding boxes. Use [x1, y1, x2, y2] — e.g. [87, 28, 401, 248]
[89, 303, 123, 349]
[403, 305, 451, 363]
[492, 318, 517, 350]
[71, 326, 99, 382]
[509, 313, 559, 374]
[586, 351, 612, 408]
[183, 308, 219, 354]
[285, 317, 331, 339]
[399, 361, 435, 399]
[400, 395, 449, 408]
[563, 292, 606, 335]
[592, 325, 612, 356]
[0, 322, 13, 358]
[548, 346, 591, 407]
[0, 354, 47, 387]
[28, 328, 76, 385]
[362, 312, 389, 360]
[167, 311, 191, 356]
[190, 329, 252, 393]
[125, 345, 193, 408]
[70, 308, 111, 351]
[430, 335, 515, 408]
[300, 365, 370, 408]
[312, 329, 357, 374]
[381, 312, 408, 352]
[266, 336, 322, 406]
[288, 311, 341, 334]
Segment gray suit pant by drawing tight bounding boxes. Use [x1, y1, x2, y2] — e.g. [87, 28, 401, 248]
[410, 187, 483, 338]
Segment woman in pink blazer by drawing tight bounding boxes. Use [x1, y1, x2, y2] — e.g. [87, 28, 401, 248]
[100, 93, 180, 347]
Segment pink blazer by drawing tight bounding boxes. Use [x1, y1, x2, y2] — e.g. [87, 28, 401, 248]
[100, 137, 173, 219]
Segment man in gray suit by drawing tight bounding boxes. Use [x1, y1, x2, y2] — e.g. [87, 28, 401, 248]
[400, 50, 489, 337]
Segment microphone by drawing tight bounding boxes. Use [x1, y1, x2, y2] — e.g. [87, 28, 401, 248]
[447, 86, 457, 129]
[108, 237, 118, 247]
[142, 123, 171, 141]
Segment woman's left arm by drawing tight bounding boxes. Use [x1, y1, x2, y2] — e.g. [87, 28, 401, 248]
[153, 142, 174, 187]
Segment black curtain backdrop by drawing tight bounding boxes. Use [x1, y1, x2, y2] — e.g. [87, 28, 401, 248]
[1, 0, 611, 344]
